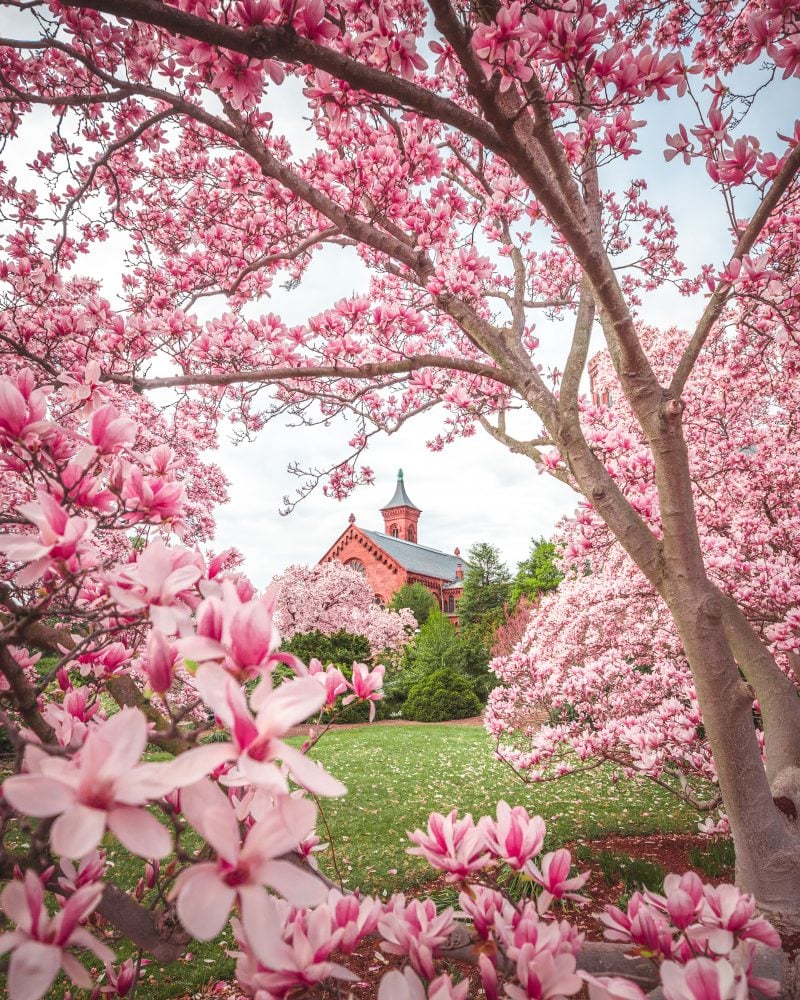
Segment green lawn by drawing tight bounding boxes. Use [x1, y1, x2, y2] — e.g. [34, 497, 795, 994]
[37, 723, 696, 998]
[305, 723, 695, 896]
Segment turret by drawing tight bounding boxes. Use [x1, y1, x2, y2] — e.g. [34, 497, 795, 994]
[380, 469, 421, 543]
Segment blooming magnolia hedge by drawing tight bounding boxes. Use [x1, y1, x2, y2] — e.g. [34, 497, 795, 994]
[0, 370, 784, 999]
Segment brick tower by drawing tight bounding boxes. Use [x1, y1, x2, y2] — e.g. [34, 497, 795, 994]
[380, 469, 421, 543]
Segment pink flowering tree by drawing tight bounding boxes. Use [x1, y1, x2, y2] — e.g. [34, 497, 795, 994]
[487, 324, 800, 828]
[2, 0, 800, 970]
[1, 377, 783, 999]
[272, 561, 417, 654]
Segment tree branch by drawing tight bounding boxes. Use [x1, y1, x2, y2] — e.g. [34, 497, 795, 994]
[54, 0, 506, 154]
[110, 355, 518, 391]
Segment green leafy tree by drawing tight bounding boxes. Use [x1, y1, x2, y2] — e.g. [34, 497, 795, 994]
[389, 582, 438, 628]
[283, 629, 372, 670]
[457, 542, 511, 631]
[510, 538, 563, 608]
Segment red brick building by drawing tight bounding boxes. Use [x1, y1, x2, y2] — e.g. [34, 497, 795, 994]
[318, 470, 467, 624]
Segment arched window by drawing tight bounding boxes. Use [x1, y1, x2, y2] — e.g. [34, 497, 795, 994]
[407, 526, 416, 542]
[447, 595, 455, 613]
[390, 526, 399, 537]
[346, 559, 366, 575]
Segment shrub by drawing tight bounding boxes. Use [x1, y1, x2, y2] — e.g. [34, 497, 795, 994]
[403, 668, 483, 722]
[283, 629, 372, 670]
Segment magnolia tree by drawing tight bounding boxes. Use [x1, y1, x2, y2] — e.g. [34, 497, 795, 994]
[1, 378, 785, 1000]
[487, 323, 800, 829]
[2, 0, 800, 986]
[271, 561, 417, 654]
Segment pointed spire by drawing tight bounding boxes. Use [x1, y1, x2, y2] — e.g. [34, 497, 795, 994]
[381, 469, 420, 511]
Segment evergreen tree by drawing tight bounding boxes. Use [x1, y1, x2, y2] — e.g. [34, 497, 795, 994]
[389, 582, 439, 628]
[457, 542, 511, 630]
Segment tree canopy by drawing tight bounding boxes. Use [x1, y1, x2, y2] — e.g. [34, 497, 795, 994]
[2, 0, 800, 991]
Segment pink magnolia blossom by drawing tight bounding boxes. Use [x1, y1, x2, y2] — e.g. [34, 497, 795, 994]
[660, 956, 738, 1000]
[86, 403, 137, 455]
[379, 894, 455, 979]
[527, 849, 589, 913]
[484, 801, 546, 871]
[0, 871, 113, 1000]
[183, 662, 345, 796]
[141, 628, 178, 693]
[171, 778, 324, 964]
[179, 581, 287, 677]
[0, 371, 50, 444]
[107, 539, 200, 634]
[505, 944, 583, 1000]
[57, 361, 112, 412]
[308, 657, 349, 706]
[407, 809, 492, 880]
[697, 883, 781, 953]
[98, 958, 138, 997]
[3, 708, 179, 858]
[380, 968, 469, 1000]
[0, 491, 95, 585]
[342, 661, 385, 720]
[57, 851, 106, 895]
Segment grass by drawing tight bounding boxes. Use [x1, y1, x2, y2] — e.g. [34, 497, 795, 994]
[302, 723, 695, 896]
[20, 723, 697, 999]
[688, 837, 736, 880]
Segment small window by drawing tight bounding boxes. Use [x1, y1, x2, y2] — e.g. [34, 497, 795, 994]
[390, 527, 399, 537]
[407, 526, 416, 542]
[447, 595, 455, 613]
[346, 559, 366, 575]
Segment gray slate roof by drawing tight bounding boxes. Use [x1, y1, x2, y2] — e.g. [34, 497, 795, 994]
[362, 529, 465, 581]
[380, 469, 420, 511]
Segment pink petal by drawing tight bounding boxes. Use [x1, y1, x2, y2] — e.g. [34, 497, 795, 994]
[59, 951, 93, 988]
[196, 666, 259, 749]
[259, 858, 326, 906]
[94, 708, 148, 777]
[107, 806, 172, 859]
[258, 676, 326, 735]
[238, 885, 293, 968]
[1, 882, 32, 931]
[244, 795, 317, 862]
[180, 779, 241, 862]
[2, 775, 74, 817]
[8, 941, 61, 1000]
[231, 756, 287, 796]
[0, 537, 50, 561]
[279, 743, 346, 797]
[179, 636, 226, 662]
[174, 865, 235, 940]
[51, 804, 107, 858]
[0, 380, 26, 434]
[160, 743, 235, 789]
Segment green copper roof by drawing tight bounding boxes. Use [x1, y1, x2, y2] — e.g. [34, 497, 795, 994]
[380, 469, 420, 511]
